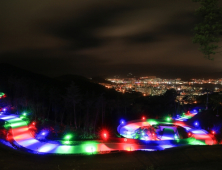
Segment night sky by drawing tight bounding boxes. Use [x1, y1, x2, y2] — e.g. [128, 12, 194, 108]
[0, 0, 222, 79]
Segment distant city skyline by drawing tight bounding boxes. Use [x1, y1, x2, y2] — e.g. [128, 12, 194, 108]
[100, 76, 222, 103]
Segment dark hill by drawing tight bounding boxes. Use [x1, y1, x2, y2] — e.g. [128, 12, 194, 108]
[56, 74, 118, 96]
[0, 63, 118, 97]
[91, 76, 112, 84]
[0, 63, 64, 92]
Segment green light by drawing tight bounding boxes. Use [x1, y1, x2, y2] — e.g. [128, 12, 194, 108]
[85, 145, 96, 153]
[62, 141, 71, 145]
[10, 122, 27, 128]
[166, 117, 171, 122]
[174, 134, 179, 140]
[23, 112, 27, 116]
[147, 119, 158, 125]
[4, 123, 10, 129]
[82, 142, 98, 154]
[180, 115, 192, 119]
[7, 118, 22, 123]
[5, 118, 28, 128]
[187, 138, 206, 145]
[64, 134, 72, 140]
[55, 145, 73, 154]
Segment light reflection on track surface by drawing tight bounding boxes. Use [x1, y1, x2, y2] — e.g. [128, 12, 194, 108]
[0, 112, 216, 154]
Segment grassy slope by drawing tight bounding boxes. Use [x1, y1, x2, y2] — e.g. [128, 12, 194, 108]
[1, 144, 222, 170]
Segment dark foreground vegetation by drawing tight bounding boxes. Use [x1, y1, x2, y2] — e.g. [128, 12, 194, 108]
[1, 142, 222, 170]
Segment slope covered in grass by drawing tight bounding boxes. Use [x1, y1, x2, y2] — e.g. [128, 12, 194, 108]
[1, 143, 222, 170]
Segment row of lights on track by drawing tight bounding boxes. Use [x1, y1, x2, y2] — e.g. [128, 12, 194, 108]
[18, 110, 217, 143]
[120, 115, 217, 136]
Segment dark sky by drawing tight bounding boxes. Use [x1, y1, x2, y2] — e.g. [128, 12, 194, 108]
[0, 0, 222, 79]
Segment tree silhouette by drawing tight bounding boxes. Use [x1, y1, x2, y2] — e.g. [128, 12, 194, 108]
[66, 82, 81, 128]
[210, 94, 222, 116]
[192, 0, 222, 59]
[164, 89, 177, 116]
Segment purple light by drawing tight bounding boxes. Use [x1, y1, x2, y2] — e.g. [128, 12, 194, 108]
[193, 109, 197, 112]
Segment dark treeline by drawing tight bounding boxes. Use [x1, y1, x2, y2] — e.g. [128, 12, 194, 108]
[0, 64, 187, 138]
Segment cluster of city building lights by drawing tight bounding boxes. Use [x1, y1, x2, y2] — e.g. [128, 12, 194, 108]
[99, 76, 222, 105]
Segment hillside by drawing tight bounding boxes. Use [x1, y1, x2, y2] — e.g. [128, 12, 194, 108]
[0, 142, 222, 170]
[0, 63, 117, 96]
[0, 63, 63, 92]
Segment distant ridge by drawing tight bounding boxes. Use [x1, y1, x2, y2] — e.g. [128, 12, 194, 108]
[56, 74, 109, 94]
[0, 63, 63, 89]
[0, 63, 116, 96]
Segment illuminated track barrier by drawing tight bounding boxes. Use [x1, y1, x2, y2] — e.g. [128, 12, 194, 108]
[0, 113, 216, 154]
[117, 118, 216, 146]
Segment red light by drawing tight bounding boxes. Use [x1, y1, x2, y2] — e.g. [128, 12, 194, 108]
[188, 132, 192, 137]
[212, 131, 215, 135]
[101, 130, 108, 140]
[142, 116, 145, 120]
[32, 122, 35, 125]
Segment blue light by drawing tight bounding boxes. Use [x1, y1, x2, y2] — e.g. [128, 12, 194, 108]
[36, 130, 49, 140]
[38, 144, 58, 152]
[39, 130, 49, 137]
[194, 121, 199, 127]
[3, 108, 6, 112]
[19, 139, 39, 147]
[120, 119, 125, 124]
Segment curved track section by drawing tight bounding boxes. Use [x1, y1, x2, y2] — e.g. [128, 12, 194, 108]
[117, 118, 216, 147]
[0, 113, 216, 154]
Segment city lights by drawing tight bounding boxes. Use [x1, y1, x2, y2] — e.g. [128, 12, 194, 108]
[101, 77, 221, 102]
